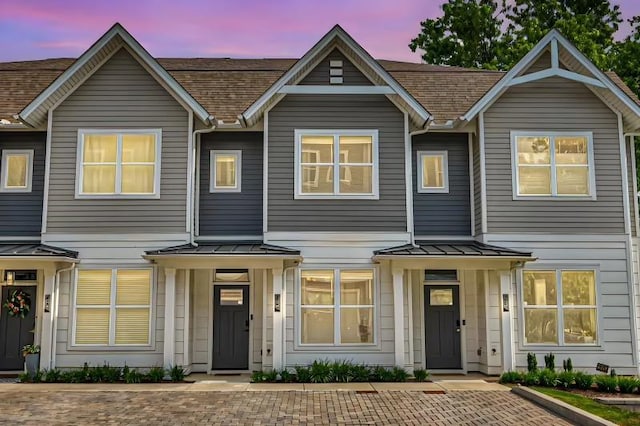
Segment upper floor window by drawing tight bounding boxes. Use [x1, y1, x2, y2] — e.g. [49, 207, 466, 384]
[417, 151, 448, 193]
[294, 130, 379, 199]
[511, 131, 595, 199]
[0, 149, 33, 192]
[210, 150, 241, 192]
[76, 129, 161, 198]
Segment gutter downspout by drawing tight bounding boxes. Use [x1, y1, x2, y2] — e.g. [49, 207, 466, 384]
[191, 117, 216, 246]
[50, 263, 76, 369]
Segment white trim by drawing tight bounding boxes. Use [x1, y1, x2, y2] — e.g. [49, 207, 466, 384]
[278, 85, 395, 95]
[499, 270, 515, 371]
[416, 150, 449, 193]
[507, 68, 606, 88]
[0, 236, 40, 241]
[19, 23, 211, 126]
[629, 136, 640, 237]
[550, 39, 559, 69]
[510, 131, 596, 200]
[392, 266, 405, 367]
[404, 113, 414, 236]
[164, 267, 176, 368]
[468, 133, 476, 237]
[272, 268, 284, 370]
[186, 111, 194, 234]
[183, 269, 191, 369]
[241, 25, 430, 127]
[210, 150, 242, 193]
[263, 110, 269, 236]
[619, 115, 632, 237]
[196, 235, 264, 242]
[478, 112, 488, 235]
[0, 149, 34, 192]
[75, 128, 162, 199]
[41, 110, 53, 234]
[293, 129, 379, 200]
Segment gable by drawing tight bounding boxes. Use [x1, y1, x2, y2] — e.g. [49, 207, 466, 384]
[299, 49, 372, 86]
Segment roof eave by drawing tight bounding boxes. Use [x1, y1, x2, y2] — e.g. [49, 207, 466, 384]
[143, 253, 302, 261]
[372, 254, 536, 262]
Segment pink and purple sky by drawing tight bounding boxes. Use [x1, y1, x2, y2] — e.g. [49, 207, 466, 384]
[1, 0, 640, 63]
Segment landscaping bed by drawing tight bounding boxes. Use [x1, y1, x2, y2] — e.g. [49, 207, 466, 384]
[17, 363, 187, 384]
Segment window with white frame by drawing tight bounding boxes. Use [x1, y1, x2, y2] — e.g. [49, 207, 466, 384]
[77, 129, 161, 197]
[210, 150, 241, 192]
[74, 268, 152, 346]
[417, 151, 448, 193]
[300, 269, 375, 345]
[522, 269, 598, 345]
[0, 149, 33, 192]
[295, 130, 378, 198]
[512, 132, 594, 198]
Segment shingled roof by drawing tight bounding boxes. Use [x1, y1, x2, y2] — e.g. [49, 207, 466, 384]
[0, 55, 637, 125]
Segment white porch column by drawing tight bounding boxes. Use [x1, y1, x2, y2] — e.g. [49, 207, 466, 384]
[499, 270, 515, 371]
[39, 267, 56, 370]
[272, 268, 284, 371]
[392, 267, 405, 368]
[183, 269, 191, 373]
[164, 267, 176, 369]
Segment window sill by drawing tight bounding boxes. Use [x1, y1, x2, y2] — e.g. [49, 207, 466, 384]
[512, 195, 596, 201]
[294, 343, 380, 352]
[294, 194, 380, 200]
[0, 188, 32, 193]
[67, 344, 156, 352]
[518, 344, 603, 352]
[418, 188, 449, 194]
[75, 194, 161, 200]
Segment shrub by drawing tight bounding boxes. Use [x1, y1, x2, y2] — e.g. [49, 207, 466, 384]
[556, 371, 575, 389]
[574, 372, 594, 390]
[279, 369, 295, 383]
[595, 374, 618, 393]
[18, 372, 30, 383]
[370, 366, 394, 382]
[43, 369, 61, 383]
[59, 371, 75, 383]
[538, 369, 557, 387]
[251, 371, 268, 383]
[499, 371, 523, 384]
[413, 369, 430, 382]
[168, 365, 185, 382]
[522, 371, 539, 386]
[88, 364, 121, 383]
[123, 368, 143, 384]
[617, 376, 639, 394]
[331, 360, 353, 382]
[390, 367, 409, 382]
[527, 353, 538, 373]
[544, 353, 555, 371]
[294, 366, 311, 383]
[146, 367, 165, 383]
[562, 358, 573, 372]
[309, 360, 334, 383]
[349, 364, 371, 382]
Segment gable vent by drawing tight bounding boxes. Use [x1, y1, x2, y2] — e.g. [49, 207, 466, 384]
[329, 60, 343, 84]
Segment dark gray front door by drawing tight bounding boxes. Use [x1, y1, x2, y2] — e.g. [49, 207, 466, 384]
[0, 286, 36, 370]
[213, 285, 249, 370]
[424, 285, 461, 369]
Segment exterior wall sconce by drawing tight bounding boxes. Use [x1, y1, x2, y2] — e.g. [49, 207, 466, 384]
[274, 294, 281, 312]
[6, 271, 14, 286]
[44, 294, 51, 313]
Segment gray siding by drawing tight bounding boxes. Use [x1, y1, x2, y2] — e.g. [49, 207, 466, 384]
[0, 132, 45, 237]
[484, 77, 625, 233]
[412, 133, 471, 236]
[268, 94, 406, 232]
[300, 49, 372, 86]
[47, 48, 189, 234]
[199, 132, 263, 236]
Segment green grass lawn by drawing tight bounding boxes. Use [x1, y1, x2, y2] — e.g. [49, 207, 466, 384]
[532, 387, 640, 426]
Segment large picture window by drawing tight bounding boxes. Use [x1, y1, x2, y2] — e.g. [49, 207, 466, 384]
[511, 132, 595, 198]
[522, 269, 597, 345]
[76, 129, 161, 197]
[74, 268, 152, 346]
[295, 130, 378, 199]
[300, 269, 375, 345]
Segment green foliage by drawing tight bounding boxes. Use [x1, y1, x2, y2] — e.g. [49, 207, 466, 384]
[390, 367, 409, 382]
[87, 364, 121, 383]
[574, 372, 594, 390]
[251, 370, 269, 383]
[617, 376, 639, 394]
[294, 366, 312, 383]
[146, 367, 165, 383]
[556, 371, 575, 389]
[499, 371, 523, 384]
[17, 372, 30, 383]
[522, 371, 539, 386]
[413, 369, 430, 382]
[331, 360, 354, 383]
[309, 360, 334, 383]
[168, 365, 185, 382]
[538, 369, 557, 387]
[562, 358, 573, 372]
[279, 369, 295, 383]
[349, 364, 372, 383]
[123, 368, 143, 384]
[370, 366, 395, 382]
[43, 369, 61, 383]
[595, 374, 618, 393]
[544, 353, 555, 370]
[527, 353, 538, 373]
[21, 344, 40, 355]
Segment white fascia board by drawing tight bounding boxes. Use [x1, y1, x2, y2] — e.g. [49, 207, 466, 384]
[278, 85, 395, 95]
[242, 25, 431, 127]
[19, 23, 212, 126]
[507, 68, 606, 88]
[0, 256, 78, 263]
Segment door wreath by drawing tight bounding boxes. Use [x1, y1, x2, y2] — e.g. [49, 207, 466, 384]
[3, 289, 31, 318]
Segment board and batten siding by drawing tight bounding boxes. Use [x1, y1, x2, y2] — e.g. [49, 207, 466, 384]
[199, 132, 263, 236]
[0, 131, 45, 237]
[483, 76, 625, 234]
[46, 48, 189, 234]
[412, 133, 471, 236]
[299, 49, 372, 86]
[267, 94, 406, 232]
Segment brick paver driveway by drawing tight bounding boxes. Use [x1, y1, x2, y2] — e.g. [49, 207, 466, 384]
[2, 390, 570, 425]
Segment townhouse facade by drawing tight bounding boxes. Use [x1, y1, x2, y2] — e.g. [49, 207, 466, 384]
[1, 23, 640, 375]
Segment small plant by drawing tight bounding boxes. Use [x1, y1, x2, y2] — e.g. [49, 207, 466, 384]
[538, 369, 557, 387]
[21, 344, 40, 355]
[522, 371, 539, 386]
[43, 369, 61, 383]
[309, 360, 333, 383]
[146, 367, 165, 383]
[611, 369, 617, 377]
[31, 369, 43, 383]
[349, 364, 371, 382]
[279, 369, 295, 383]
[595, 374, 618, 393]
[168, 365, 185, 382]
[251, 370, 268, 383]
[544, 353, 555, 371]
[556, 371, 575, 389]
[59, 371, 75, 383]
[264, 369, 278, 382]
[390, 367, 409, 382]
[499, 371, 523, 384]
[370, 366, 394, 382]
[294, 366, 311, 383]
[527, 353, 538, 373]
[562, 358, 573, 372]
[123, 368, 143, 384]
[331, 360, 353, 382]
[574, 372, 594, 390]
[413, 369, 430, 382]
[18, 372, 30, 383]
[617, 376, 639, 394]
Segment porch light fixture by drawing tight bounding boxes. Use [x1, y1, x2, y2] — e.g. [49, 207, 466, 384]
[6, 271, 14, 286]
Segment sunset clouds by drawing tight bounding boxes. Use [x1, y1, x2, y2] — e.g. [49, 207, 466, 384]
[1, 0, 638, 62]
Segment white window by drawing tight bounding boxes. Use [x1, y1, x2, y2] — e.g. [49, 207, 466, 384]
[76, 129, 161, 198]
[294, 130, 378, 199]
[511, 131, 595, 199]
[0, 149, 33, 192]
[210, 150, 241, 192]
[299, 269, 375, 345]
[73, 268, 153, 346]
[522, 269, 598, 345]
[417, 151, 448, 193]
